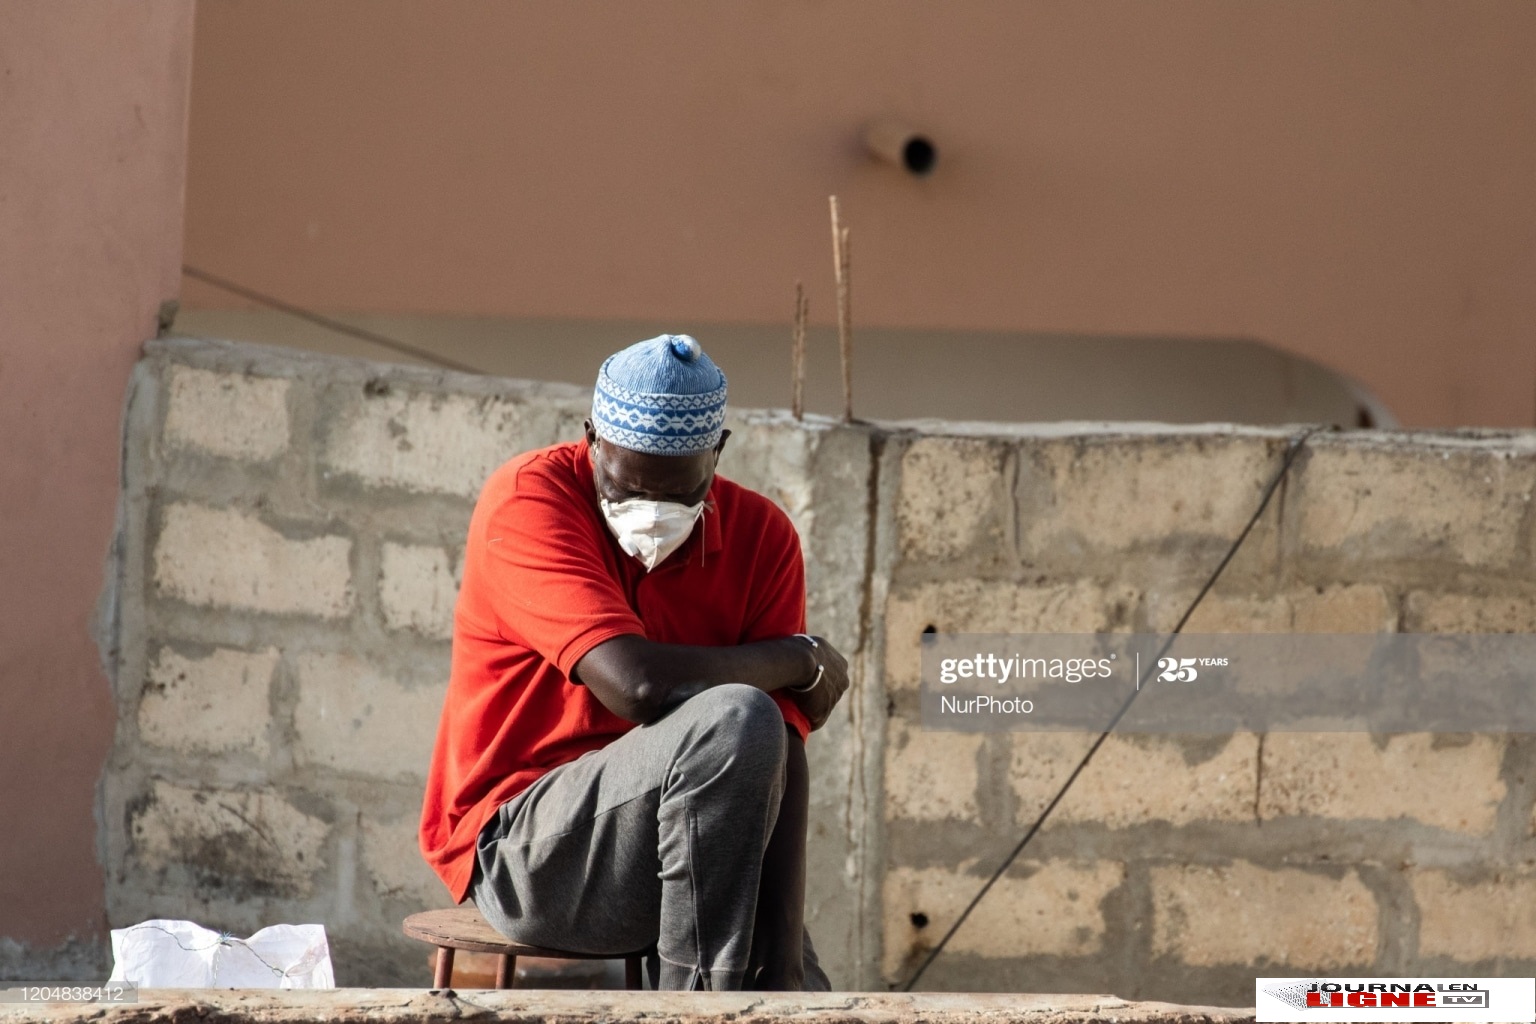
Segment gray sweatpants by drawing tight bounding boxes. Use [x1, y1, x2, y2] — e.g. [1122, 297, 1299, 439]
[469, 683, 832, 991]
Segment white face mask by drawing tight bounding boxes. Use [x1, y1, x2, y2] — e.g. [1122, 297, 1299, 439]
[599, 497, 706, 571]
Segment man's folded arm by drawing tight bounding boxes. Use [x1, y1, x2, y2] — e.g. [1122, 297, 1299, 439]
[572, 635, 817, 724]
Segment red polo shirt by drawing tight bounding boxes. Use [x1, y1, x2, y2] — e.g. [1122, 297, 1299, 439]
[419, 438, 813, 902]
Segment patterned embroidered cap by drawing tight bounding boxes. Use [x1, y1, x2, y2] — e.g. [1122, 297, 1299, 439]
[592, 334, 728, 455]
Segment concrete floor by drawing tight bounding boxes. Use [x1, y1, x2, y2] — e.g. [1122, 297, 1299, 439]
[0, 988, 1256, 1024]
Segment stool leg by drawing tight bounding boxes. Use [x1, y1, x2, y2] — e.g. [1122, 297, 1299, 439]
[495, 953, 516, 989]
[433, 946, 455, 989]
[624, 955, 643, 990]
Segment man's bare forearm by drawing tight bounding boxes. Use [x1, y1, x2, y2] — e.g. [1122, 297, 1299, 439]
[573, 634, 816, 723]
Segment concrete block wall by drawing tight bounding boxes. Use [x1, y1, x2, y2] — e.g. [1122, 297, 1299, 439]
[873, 428, 1536, 1003]
[100, 338, 876, 986]
[102, 342, 593, 983]
[100, 338, 1536, 1000]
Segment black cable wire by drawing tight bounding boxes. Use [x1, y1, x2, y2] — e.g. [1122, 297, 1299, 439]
[900, 425, 1322, 991]
[181, 265, 482, 375]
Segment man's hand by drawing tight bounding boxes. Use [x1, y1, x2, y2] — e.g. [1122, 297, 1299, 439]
[788, 636, 850, 731]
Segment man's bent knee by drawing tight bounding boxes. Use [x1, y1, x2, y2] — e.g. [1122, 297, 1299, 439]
[690, 684, 787, 767]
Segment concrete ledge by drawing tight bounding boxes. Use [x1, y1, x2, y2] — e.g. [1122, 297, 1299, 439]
[0, 990, 1253, 1024]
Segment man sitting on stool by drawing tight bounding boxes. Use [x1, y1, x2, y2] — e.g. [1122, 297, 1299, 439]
[419, 333, 850, 990]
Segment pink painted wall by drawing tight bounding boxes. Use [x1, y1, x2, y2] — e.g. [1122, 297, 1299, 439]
[0, 2, 193, 953]
[181, 1, 1536, 427]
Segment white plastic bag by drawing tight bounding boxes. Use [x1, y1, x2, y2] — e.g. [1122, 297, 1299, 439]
[108, 920, 334, 988]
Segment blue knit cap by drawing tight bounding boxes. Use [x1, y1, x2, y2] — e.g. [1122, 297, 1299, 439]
[592, 334, 728, 455]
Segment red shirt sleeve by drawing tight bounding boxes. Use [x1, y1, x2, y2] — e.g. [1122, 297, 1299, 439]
[475, 459, 645, 677]
[739, 502, 813, 743]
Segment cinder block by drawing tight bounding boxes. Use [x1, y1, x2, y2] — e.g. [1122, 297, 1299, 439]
[163, 366, 290, 461]
[1294, 442, 1534, 569]
[1156, 585, 1395, 634]
[138, 646, 277, 757]
[1172, 593, 1293, 633]
[719, 411, 818, 526]
[1015, 436, 1279, 567]
[379, 543, 461, 639]
[1012, 734, 1259, 828]
[292, 653, 444, 780]
[154, 503, 353, 618]
[1151, 862, 1376, 967]
[360, 813, 455, 909]
[895, 437, 1010, 561]
[1413, 871, 1536, 961]
[882, 860, 1124, 977]
[883, 580, 1137, 690]
[1404, 591, 1536, 633]
[884, 720, 982, 823]
[1006, 732, 1094, 827]
[1291, 585, 1398, 633]
[1260, 733, 1504, 835]
[972, 861, 1124, 960]
[129, 780, 328, 897]
[322, 389, 546, 497]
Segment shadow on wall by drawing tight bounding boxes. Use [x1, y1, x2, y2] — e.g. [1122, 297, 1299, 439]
[175, 310, 1395, 429]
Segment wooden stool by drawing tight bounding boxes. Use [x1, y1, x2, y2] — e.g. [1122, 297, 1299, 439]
[403, 906, 649, 990]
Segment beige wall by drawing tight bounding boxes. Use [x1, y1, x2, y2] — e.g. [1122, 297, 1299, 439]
[181, 1, 1536, 428]
[0, 1, 193, 963]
